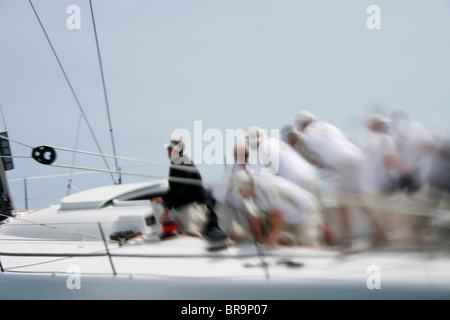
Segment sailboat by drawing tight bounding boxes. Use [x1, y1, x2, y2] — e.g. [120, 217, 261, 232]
[1, 170, 450, 300]
[0, 1, 450, 300]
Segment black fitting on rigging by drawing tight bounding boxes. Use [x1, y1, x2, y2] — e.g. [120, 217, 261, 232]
[31, 146, 56, 165]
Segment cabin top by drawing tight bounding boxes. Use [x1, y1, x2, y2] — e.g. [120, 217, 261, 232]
[60, 180, 169, 210]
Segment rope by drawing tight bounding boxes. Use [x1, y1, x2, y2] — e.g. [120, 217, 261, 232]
[0, 133, 218, 190]
[0, 134, 33, 149]
[49, 145, 168, 167]
[0, 132, 217, 178]
[0, 155, 31, 159]
[9, 171, 94, 183]
[46, 144, 212, 174]
[48, 163, 204, 187]
[13, 184, 68, 212]
[0, 212, 102, 241]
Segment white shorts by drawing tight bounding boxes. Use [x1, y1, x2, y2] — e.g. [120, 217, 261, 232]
[284, 211, 322, 245]
[213, 202, 248, 238]
[169, 202, 208, 236]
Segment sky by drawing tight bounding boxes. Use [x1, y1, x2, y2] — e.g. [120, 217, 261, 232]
[0, 0, 449, 211]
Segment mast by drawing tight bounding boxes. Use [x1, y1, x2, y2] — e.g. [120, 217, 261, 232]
[0, 132, 14, 220]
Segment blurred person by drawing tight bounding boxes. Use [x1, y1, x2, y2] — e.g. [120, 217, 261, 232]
[361, 113, 414, 195]
[294, 110, 385, 247]
[416, 138, 450, 244]
[281, 124, 336, 245]
[244, 126, 320, 196]
[211, 144, 253, 242]
[232, 170, 323, 247]
[412, 138, 450, 245]
[388, 111, 450, 246]
[427, 139, 450, 206]
[390, 110, 437, 195]
[389, 111, 440, 245]
[151, 139, 209, 238]
[281, 125, 319, 165]
[361, 113, 418, 244]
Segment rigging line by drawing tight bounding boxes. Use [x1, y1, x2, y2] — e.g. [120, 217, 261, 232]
[88, 0, 120, 181]
[0, 212, 103, 241]
[13, 183, 67, 212]
[48, 163, 204, 186]
[2, 132, 218, 175]
[67, 114, 83, 195]
[27, 0, 117, 185]
[13, 195, 65, 203]
[0, 132, 158, 167]
[0, 134, 33, 149]
[0, 155, 31, 159]
[9, 171, 93, 183]
[47, 144, 217, 174]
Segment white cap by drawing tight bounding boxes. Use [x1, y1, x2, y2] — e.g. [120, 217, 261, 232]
[294, 111, 317, 129]
[366, 113, 391, 127]
[245, 126, 267, 149]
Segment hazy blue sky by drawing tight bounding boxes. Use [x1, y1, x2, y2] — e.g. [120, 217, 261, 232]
[0, 0, 449, 210]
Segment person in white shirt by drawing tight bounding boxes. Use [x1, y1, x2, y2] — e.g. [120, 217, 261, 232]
[232, 170, 322, 247]
[360, 113, 421, 244]
[427, 140, 450, 206]
[281, 125, 319, 165]
[244, 126, 320, 196]
[211, 144, 253, 242]
[294, 110, 385, 247]
[389, 111, 440, 244]
[391, 110, 436, 195]
[295, 111, 365, 187]
[361, 113, 413, 195]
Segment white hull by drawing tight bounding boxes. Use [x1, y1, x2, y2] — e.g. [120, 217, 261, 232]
[1, 236, 450, 300]
[1, 181, 450, 300]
